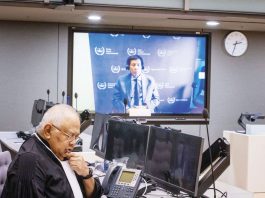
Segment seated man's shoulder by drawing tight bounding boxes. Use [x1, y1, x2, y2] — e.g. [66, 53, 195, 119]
[15, 152, 41, 166]
[16, 140, 48, 168]
[9, 152, 44, 177]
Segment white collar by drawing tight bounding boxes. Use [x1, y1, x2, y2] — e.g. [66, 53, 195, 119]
[131, 74, 142, 81]
[34, 133, 61, 162]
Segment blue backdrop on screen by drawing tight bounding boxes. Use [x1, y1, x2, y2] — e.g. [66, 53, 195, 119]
[88, 33, 207, 114]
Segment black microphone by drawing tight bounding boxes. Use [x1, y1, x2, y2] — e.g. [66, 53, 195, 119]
[123, 98, 128, 114]
[74, 93, 78, 110]
[203, 108, 216, 198]
[62, 91, 65, 104]
[47, 89, 50, 102]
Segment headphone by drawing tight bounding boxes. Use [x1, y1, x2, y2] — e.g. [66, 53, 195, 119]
[126, 55, 145, 70]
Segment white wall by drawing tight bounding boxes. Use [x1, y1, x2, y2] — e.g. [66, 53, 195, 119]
[0, 21, 68, 131]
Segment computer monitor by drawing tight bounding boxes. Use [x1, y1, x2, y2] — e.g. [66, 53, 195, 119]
[105, 120, 150, 169]
[90, 113, 111, 157]
[144, 126, 204, 197]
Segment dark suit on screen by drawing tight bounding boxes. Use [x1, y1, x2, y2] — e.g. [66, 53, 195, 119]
[112, 73, 160, 113]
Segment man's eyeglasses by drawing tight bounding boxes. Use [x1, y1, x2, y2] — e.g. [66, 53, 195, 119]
[50, 124, 79, 142]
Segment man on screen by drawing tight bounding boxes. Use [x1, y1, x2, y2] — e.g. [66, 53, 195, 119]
[112, 55, 160, 113]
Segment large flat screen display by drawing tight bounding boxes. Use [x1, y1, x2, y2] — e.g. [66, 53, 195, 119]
[144, 126, 204, 196]
[69, 28, 210, 118]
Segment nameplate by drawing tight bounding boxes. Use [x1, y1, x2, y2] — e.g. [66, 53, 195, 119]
[128, 107, 151, 117]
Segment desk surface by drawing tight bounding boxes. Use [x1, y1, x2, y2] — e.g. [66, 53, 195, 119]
[0, 131, 22, 152]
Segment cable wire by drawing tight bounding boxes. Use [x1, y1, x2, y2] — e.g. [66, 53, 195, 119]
[203, 108, 217, 198]
[141, 177, 148, 195]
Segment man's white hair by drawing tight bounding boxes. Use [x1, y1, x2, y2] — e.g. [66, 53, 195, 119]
[36, 104, 80, 133]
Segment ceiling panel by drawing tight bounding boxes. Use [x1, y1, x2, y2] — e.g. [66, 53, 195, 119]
[0, 4, 265, 31]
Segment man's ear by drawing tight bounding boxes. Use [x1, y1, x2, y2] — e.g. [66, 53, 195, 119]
[43, 124, 52, 139]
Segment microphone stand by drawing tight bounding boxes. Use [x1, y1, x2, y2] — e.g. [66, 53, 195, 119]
[62, 91, 65, 104]
[203, 109, 216, 198]
[74, 92, 78, 111]
[47, 89, 50, 102]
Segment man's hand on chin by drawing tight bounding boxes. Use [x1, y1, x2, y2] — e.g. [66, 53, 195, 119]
[67, 152, 89, 177]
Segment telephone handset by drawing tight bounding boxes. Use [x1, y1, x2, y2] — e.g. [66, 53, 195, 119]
[102, 165, 142, 198]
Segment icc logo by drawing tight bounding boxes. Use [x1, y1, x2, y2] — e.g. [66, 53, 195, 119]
[95, 47, 105, 56]
[142, 66, 150, 74]
[143, 35, 151, 39]
[97, 82, 107, 90]
[157, 49, 166, 57]
[157, 82, 164, 89]
[167, 97, 176, 104]
[127, 48, 137, 56]
[110, 34, 119, 37]
[111, 65, 120, 73]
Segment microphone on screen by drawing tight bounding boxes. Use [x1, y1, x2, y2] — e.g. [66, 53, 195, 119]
[123, 98, 128, 114]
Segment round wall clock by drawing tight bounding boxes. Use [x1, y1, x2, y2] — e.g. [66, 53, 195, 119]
[224, 31, 248, 57]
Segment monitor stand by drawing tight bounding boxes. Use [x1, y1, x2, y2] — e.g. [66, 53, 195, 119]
[198, 138, 230, 197]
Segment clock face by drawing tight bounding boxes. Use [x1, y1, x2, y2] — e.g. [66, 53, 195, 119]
[224, 31, 248, 57]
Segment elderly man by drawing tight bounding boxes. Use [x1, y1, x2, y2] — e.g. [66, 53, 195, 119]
[1, 104, 103, 198]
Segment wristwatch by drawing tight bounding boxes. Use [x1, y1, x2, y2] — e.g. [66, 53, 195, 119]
[81, 167, 93, 180]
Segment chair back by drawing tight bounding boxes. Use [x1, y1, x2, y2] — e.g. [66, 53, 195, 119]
[0, 140, 17, 160]
[0, 151, 12, 196]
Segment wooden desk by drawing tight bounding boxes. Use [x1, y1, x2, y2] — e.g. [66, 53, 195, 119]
[219, 131, 265, 198]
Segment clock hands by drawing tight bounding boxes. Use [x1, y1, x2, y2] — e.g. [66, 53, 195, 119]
[232, 41, 243, 55]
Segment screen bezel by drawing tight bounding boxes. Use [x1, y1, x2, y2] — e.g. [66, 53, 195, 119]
[67, 26, 211, 120]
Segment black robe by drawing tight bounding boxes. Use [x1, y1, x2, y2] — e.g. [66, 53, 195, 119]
[1, 134, 103, 198]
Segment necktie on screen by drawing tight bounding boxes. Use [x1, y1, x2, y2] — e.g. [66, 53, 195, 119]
[134, 78, 139, 106]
